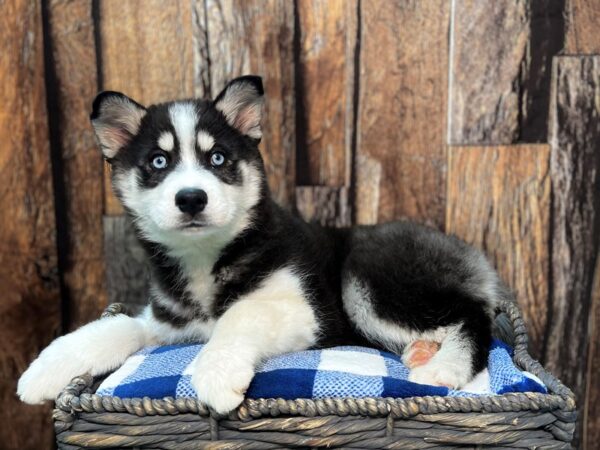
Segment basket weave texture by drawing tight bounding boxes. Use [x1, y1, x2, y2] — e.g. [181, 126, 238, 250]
[53, 301, 576, 449]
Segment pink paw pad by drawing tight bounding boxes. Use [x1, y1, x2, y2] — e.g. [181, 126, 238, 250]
[403, 340, 440, 369]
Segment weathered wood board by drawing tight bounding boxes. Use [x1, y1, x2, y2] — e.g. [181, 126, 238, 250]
[46, 0, 107, 329]
[566, 0, 600, 53]
[547, 55, 600, 446]
[584, 254, 600, 450]
[198, 0, 296, 207]
[446, 145, 551, 360]
[355, 0, 450, 228]
[98, 0, 195, 215]
[296, 0, 356, 187]
[296, 186, 351, 228]
[0, 1, 61, 448]
[103, 217, 150, 307]
[448, 0, 529, 144]
[519, 0, 565, 142]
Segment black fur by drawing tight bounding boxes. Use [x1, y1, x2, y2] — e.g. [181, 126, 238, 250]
[343, 223, 498, 373]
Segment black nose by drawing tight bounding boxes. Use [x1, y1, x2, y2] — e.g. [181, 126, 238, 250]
[175, 188, 208, 216]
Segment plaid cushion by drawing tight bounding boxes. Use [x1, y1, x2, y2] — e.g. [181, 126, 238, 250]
[96, 339, 546, 399]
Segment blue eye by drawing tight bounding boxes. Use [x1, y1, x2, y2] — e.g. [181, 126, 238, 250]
[151, 154, 168, 169]
[211, 151, 225, 167]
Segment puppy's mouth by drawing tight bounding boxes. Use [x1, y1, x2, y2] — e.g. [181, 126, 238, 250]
[179, 220, 208, 230]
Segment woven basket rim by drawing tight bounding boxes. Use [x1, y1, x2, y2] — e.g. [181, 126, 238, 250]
[54, 300, 576, 423]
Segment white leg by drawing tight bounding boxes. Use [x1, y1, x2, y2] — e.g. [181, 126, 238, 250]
[18, 312, 151, 404]
[408, 324, 473, 389]
[192, 269, 318, 413]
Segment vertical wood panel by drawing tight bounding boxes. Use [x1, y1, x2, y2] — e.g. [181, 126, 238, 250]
[296, 0, 356, 187]
[103, 217, 149, 306]
[448, 0, 529, 144]
[584, 253, 600, 449]
[46, 0, 107, 329]
[547, 55, 600, 446]
[519, 1, 565, 143]
[99, 0, 195, 215]
[356, 0, 449, 228]
[294, 0, 356, 226]
[566, 0, 600, 53]
[199, 0, 296, 207]
[0, 1, 61, 448]
[446, 145, 551, 360]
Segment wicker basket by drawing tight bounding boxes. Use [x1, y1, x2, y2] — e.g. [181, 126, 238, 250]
[53, 301, 576, 449]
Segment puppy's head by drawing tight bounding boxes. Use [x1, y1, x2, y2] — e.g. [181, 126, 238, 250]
[91, 76, 266, 247]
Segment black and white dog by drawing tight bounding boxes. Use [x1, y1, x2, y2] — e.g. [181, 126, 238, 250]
[18, 76, 511, 413]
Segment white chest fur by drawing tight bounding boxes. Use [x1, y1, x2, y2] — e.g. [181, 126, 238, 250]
[185, 263, 218, 311]
[172, 242, 224, 312]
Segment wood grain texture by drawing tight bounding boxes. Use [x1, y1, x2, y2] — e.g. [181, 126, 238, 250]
[355, 0, 449, 228]
[103, 216, 150, 307]
[566, 0, 600, 53]
[99, 0, 195, 215]
[584, 252, 600, 450]
[0, 1, 61, 448]
[519, 1, 566, 143]
[547, 55, 600, 447]
[448, 0, 529, 144]
[296, 0, 356, 187]
[296, 186, 351, 227]
[446, 145, 551, 360]
[198, 0, 296, 207]
[46, 0, 107, 329]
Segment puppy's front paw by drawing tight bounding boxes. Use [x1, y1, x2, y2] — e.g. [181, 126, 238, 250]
[17, 345, 82, 404]
[191, 347, 255, 414]
[408, 360, 470, 389]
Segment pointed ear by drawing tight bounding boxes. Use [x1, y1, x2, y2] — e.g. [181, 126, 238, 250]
[214, 76, 264, 139]
[90, 91, 147, 159]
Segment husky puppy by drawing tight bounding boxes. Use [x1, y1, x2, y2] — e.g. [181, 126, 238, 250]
[18, 76, 512, 413]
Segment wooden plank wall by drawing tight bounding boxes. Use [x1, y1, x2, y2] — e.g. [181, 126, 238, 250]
[564, 4, 600, 448]
[45, 0, 107, 330]
[295, 0, 355, 226]
[0, 2, 61, 449]
[547, 55, 600, 449]
[446, 144, 551, 360]
[356, 0, 450, 228]
[0, 1, 598, 448]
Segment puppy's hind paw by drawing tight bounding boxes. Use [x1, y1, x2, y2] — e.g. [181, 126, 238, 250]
[408, 360, 470, 389]
[402, 340, 440, 369]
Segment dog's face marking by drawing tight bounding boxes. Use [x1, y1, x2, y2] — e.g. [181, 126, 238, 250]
[169, 102, 198, 165]
[197, 130, 215, 152]
[157, 131, 175, 152]
[91, 77, 265, 251]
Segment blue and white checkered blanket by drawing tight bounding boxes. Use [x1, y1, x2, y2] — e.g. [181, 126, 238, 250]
[96, 339, 546, 400]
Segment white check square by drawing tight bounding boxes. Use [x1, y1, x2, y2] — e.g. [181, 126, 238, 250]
[318, 350, 387, 376]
